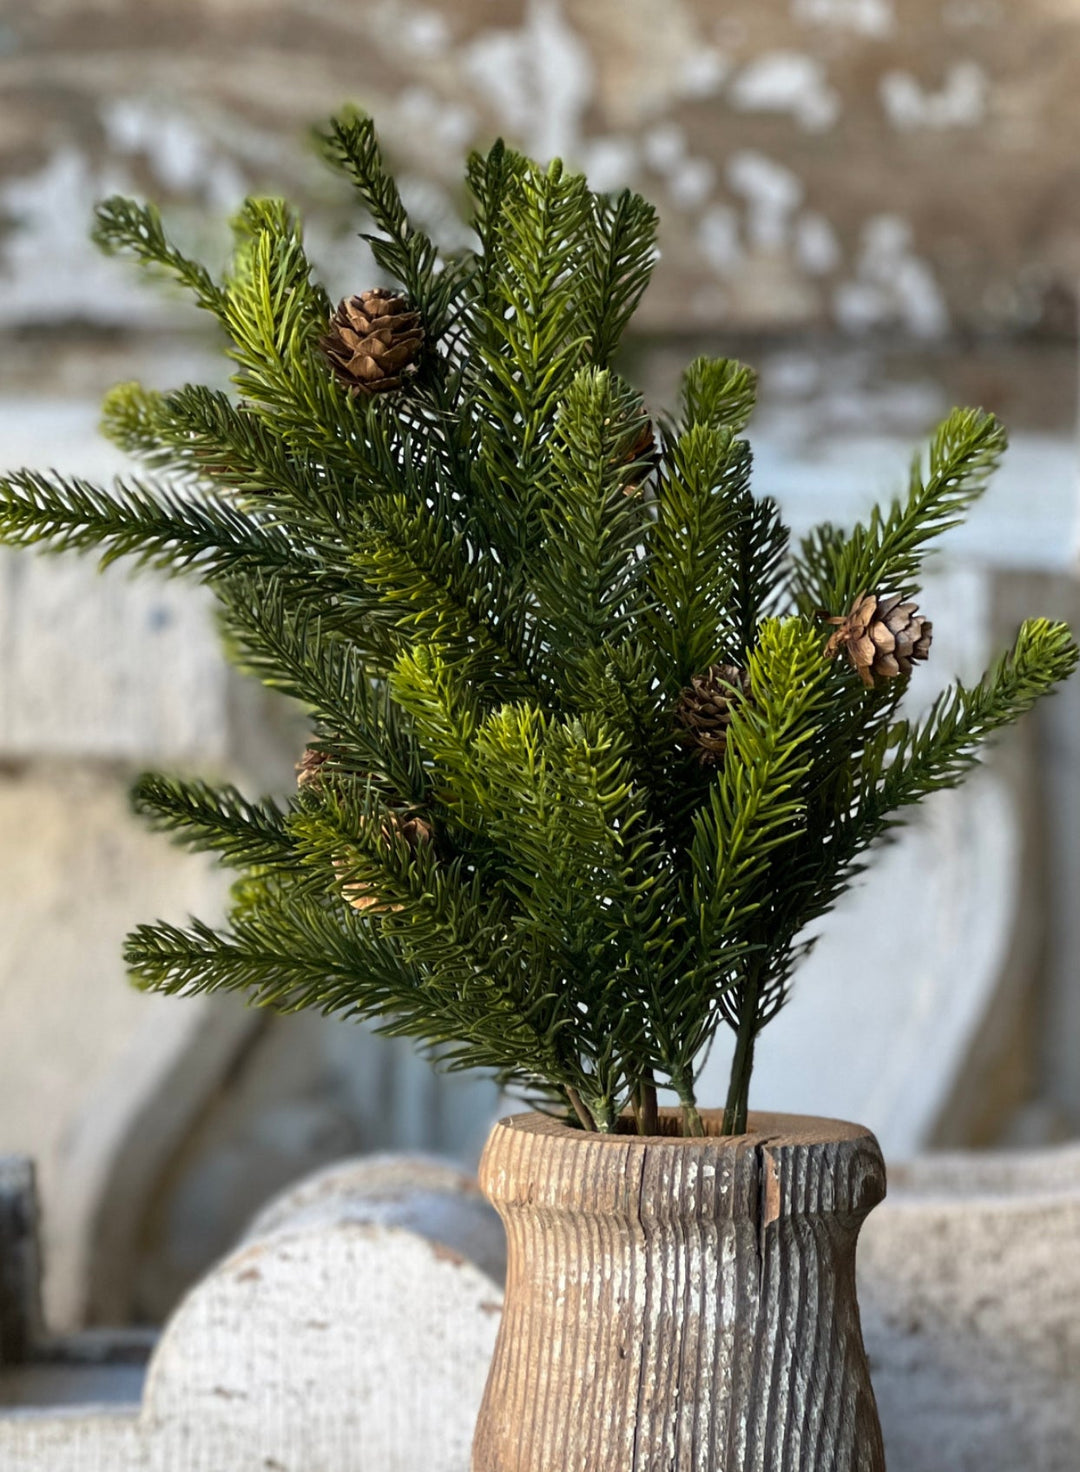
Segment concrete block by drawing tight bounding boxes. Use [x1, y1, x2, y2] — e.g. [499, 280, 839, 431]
[0, 1153, 504, 1472]
[0, 764, 233, 1330]
[860, 1142, 1080, 1472]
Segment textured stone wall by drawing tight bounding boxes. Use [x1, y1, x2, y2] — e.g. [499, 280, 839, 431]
[1, 0, 1079, 340]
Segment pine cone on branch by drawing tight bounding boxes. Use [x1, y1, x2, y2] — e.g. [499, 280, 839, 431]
[614, 417, 656, 496]
[321, 289, 424, 395]
[675, 664, 750, 766]
[339, 812, 433, 914]
[296, 747, 330, 790]
[826, 592, 932, 687]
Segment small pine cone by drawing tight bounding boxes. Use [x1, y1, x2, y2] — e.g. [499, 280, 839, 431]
[614, 417, 656, 496]
[321, 289, 424, 395]
[675, 664, 750, 767]
[296, 747, 330, 791]
[826, 591, 933, 687]
[340, 812, 433, 914]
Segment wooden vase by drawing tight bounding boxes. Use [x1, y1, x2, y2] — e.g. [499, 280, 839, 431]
[472, 1110, 886, 1472]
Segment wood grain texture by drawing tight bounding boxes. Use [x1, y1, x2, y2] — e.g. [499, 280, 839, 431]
[473, 1110, 886, 1472]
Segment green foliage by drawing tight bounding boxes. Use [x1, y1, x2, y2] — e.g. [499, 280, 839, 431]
[4, 113, 1076, 1136]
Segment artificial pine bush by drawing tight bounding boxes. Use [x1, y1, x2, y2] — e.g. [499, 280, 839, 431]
[1, 114, 1075, 1136]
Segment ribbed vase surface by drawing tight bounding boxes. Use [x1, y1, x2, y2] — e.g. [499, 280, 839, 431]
[473, 1110, 886, 1472]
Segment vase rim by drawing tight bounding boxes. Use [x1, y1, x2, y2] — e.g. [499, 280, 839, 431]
[494, 1108, 877, 1150]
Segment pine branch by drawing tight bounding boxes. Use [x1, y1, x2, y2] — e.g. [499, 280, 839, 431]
[645, 425, 751, 687]
[318, 110, 470, 338]
[92, 196, 226, 315]
[0, 468, 302, 579]
[873, 617, 1077, 816]
[582, 189, 659, 368]
[468, 158, 595, 562]
[3, 114, 1068, 1136]
[217, 579, 426, 800]
[532, 368, 649, 678]
[724, 492, 791, 660]
[678, 619, 833, 1070]
[222, 198, 331, 413]
[795, 407, 1007, 613]
[131, 772, 299, 871]
[681, 357, 758, 436]
[355, 494, 544, 700]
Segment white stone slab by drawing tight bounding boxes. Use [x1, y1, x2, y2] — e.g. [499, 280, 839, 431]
[860, 1143, 1080, 1472]
[0, 401, 228, 763]
[0, 1154, 504, 1472]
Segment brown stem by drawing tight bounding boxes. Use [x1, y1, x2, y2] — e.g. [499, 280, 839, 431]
[566, 1084, 596, 1132]
[722, 974, 761, 1136]
[636, 1071, 660, 1135]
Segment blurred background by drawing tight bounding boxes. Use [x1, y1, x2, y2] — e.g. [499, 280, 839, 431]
[1, 0, 1079, 1334]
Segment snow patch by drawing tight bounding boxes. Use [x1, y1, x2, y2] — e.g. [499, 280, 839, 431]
[729, 52, 840, 132]
[834, 214, 949, 338]
[642, 123, 687, 174]
[578, 137, 638, 194]
[698, 205, 742, 273]
[463, 0, 593, 163]
[678, 48, 730, 99]
[727, 151, 804, 251]
[401, 6, 450, 54]
[668, 157, 716, 210]
[0, 148, 180, 328]
[791, 0, 894, 37]
[397, 87, 476, 153]
[880, 61, 988, 130]
[101, 98, 245, 208]
[795, 211, 842, 275]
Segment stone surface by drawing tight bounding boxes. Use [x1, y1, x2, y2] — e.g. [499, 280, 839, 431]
[1, 1, 1080, 338]
[128, 1015, 501, 1324]
[0, 404, 227, 765]
[860, 1142, 1080, 1472]
[0, 765, 233, 1330]
[0, 1153, 505, 1472]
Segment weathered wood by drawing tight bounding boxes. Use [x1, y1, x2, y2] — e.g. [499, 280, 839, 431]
[473, 1110, 886, 1472]
[0, 1156, 42, 1366]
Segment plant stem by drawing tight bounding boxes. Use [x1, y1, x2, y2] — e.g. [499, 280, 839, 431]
[673, 1071, 705, 1137]
[637, 1071, 659, 1135]
[566, 1084, 596, 1132]
[722, 973, 761, 1136]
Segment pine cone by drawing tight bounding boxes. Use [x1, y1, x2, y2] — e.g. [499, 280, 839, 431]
[826, 592, 933, 687]
[340, 812, 433, 913]
[321, 289, 424, 395]
[296, 747, 329, 790]
[614, 417, 656, 495]
[675, 664, 750, 766]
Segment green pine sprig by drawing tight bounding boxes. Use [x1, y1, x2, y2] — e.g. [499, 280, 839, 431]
[3, 110, 1074, 1137]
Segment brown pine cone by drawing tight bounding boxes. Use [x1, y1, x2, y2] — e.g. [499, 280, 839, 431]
[339, 812, 433, 914]
[826, 591, 933, 687]
[296, 747, 330, 790]
[321, 289, 424, 395]
[675, 663, 750, 767]
[614, 417, 656, 496]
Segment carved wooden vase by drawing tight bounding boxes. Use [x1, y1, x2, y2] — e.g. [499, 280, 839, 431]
[472, 1110, 886, 1472]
